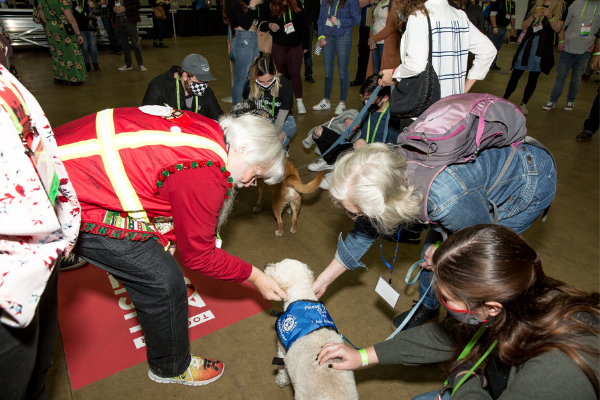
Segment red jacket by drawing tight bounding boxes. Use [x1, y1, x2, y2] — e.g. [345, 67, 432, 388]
[55, 108, 252, 282]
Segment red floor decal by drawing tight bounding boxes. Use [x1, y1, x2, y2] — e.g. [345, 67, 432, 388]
[57, 262, 272, 390]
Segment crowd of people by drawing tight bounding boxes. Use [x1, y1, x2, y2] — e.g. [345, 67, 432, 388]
[2, 0, 599, 398]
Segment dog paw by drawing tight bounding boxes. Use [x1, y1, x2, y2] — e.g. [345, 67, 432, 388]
[275, 230, 283, 237]
[286, 208, 292, 214]
[290, 227, 296, 234]
[253, 206, 262, 213]
[275, 373, 291, 387]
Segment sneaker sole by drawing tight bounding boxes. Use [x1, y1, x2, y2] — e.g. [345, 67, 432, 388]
[308, 164, 335, 172]
[542, 106, 555, 110]
[148, 364, 225, 386]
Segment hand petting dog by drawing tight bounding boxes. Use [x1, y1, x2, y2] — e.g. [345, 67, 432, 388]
[249, 266, 287, 301]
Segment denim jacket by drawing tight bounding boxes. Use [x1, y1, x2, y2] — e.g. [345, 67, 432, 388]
[335, 144, 557, 270]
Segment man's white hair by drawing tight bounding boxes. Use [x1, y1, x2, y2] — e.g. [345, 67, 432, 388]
[329, 143, 422, 235]
[219, 114, 285, 185]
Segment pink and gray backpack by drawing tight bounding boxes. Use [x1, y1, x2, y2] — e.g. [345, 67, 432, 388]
[396, 93, 554, 224]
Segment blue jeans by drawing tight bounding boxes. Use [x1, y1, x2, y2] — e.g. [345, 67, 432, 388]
[304, 25, 314, 78]
[281, 115, 297, 149]
[372, 43, 384, 74]
[487, 26, 506, 66]
[335, 145, 557, 306]
[101, 16, 121, 50]
[80, 31, 98, 64]
[232, 30, 259, 105]
[74, 232, 191, 377]
[322, 31, 352, 102]
[549, 51, 592, 103]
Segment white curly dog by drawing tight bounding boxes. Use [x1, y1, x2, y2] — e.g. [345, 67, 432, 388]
[264, 259, 359, 400]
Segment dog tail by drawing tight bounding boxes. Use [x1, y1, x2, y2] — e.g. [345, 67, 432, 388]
[288, 171, 324, 194]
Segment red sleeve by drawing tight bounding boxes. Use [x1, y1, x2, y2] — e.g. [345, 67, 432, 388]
[159, 167, 253, 282]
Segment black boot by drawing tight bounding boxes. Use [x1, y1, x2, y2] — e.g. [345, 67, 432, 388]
[85, 63, 92, 72]
[158, 41, 168, 48]
[93, 63, 100, 71]
[392, 300, 440, 330]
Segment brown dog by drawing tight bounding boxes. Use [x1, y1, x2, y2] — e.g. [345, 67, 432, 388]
[253, 160, 324, 236]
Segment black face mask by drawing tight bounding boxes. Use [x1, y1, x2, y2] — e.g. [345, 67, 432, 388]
[365, 97, 382, 113]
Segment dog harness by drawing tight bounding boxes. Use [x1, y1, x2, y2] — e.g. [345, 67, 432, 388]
[272, 300, 338, 352]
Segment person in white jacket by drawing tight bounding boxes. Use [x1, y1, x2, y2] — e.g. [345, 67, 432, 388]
[379, 0, 496, 96]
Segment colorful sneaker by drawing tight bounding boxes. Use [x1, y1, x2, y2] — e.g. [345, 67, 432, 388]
[312, 99, 331, 111]
[564, 102, 574, 111]
[148, 355, 224, 386]
[334, 102, 346, 115]
[308, 158, 334, 172]
[542, 101, 556, 110]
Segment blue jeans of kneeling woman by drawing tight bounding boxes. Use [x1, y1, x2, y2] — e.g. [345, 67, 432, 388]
[280, 115, 297, 149]
[335, 144, 557, 309]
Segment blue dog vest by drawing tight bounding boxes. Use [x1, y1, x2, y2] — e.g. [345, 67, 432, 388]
[275, 300, 338, 351]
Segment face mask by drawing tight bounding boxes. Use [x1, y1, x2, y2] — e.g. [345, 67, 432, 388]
[189, 81, 207, 97]
[441, 298, 488, 325]
[256, 78, 276, 91]
[365, 97, 382, 113]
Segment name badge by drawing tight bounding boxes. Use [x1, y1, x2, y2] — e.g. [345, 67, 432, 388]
[101, 4, 107, 7]
[532, 23, 543, 33]
[284, 22, 295, 34]
[506, 13, 511, 18]
[581, 24, 591, 36]
[75, 5, 82, 12]
[375, 276, 400, 308]
[325, 18, 333, 27]
[215, 236, 222, 248]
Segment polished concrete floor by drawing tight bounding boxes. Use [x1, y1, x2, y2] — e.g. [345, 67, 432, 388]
[13, 31, 599, 399]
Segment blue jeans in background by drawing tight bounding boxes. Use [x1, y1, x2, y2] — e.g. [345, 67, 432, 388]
[372, 43, 384, 74]
[322, 31, 352, 102]
[231, 30, 259, 105]
[549, 50, 592, 104]
[101, 16, 121, 51]
[74, 232, 191, 378]
[487, 26, 506, 66]
[304, 24, 314, 78]
[80, 31, 98, 65]
[281, 115, 297, 149]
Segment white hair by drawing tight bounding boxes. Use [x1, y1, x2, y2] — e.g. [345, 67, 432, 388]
[329, 143, 422, 235]
[219, 114, 285, 185]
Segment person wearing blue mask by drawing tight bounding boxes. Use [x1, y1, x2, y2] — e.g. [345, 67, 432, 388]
[316, 224, 600, 400]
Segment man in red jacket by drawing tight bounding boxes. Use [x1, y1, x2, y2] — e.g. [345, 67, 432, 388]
[55, 108, 286, 386]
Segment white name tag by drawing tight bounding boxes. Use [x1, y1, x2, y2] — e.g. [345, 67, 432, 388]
[325, 18, 333, 27]
[532, 23, 543, 32]
[216, 237, 222, 248]
[284, 22, 295, 34]
[581, 24, 591, 36]
[375, 276, 400, 308]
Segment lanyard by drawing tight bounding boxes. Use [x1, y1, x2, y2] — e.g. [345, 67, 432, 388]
[366, 103, 389, 144]
[282, 9, 292, 23]
[505, 0, 512, 14]
[176, 76, 198, 113]
[379, 227, 401, 283]
[441, 325, 498, 397]
[328, 0, 339, 16]
[582, 0, 599, 24]
[261, 91, 275, 116]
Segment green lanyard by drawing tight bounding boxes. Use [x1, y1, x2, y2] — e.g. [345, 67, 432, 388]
[441, 325, 498, 397]
[582, 0, 599, 24]
[328, 0, 340, 16]
[366, 103, 389, 143]
[176, 76, 198, 113]
[371, 0, 381, 31]
[261, 91, 275, 117]
[505, 0, 512, 15]
[282, 9, 292, 23]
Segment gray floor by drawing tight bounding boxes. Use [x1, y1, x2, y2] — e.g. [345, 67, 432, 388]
[12, 31, 599, 399]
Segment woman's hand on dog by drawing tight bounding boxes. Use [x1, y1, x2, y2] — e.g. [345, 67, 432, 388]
[317, 343, 379, 370]
[248, 266, 287, 301]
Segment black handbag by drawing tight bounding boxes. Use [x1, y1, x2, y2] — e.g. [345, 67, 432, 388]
[389, 15, 441, 119]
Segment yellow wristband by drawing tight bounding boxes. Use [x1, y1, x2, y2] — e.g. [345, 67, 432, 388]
[359, 348, 369, 367]
[318, 35, 325, 40]
[558, 40, 565, 43]
[548, 17, 555, 22]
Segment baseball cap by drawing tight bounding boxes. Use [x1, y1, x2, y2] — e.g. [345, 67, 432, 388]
[181, 54, 216, 81]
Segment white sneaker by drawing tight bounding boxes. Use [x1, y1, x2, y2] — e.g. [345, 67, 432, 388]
[312, 99, 331, 111]
[334, 103, 346, 115]
[564, 102, 574, 111]
[519, 103, 529, 115]
[296, 99, 306, 114]
[542, 101, 556, 111]
[118, 65, 132, 71]
[308, 158, 334, 172]
[140, 65, 147, 72]
[319, 172, 332, 190]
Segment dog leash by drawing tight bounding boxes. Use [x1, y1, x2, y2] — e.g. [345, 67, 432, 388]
[297, 85, 382, 170]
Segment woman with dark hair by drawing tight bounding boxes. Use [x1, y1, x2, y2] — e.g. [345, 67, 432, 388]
[378, 0, 496, 97]
[259, 0, 309, 113]
[317, 224, 600, 400]
[222, 0, 262, 105]
[242, 55, 296, 150]
[312, 0, 361, 115]
[503, 0, 565, 115]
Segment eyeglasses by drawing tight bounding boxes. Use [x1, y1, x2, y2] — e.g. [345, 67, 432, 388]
[344, 209, 364, 221]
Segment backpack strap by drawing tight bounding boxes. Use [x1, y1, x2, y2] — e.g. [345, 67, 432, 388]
[487, 146, 517, 224]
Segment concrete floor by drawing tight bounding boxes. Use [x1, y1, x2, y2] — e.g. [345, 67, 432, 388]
[13, 31, 599, 399]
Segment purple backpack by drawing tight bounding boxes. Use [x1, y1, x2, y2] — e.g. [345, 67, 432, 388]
[396, 93, 553, 224]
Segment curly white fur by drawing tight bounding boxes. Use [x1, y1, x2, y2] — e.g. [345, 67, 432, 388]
[264, 259, 359, 400]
